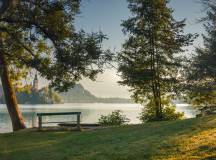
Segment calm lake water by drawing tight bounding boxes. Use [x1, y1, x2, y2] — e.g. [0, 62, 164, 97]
[0, 103, 198, 133]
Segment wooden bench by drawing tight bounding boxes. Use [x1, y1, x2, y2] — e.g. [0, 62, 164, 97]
[37, 112, 81, 131]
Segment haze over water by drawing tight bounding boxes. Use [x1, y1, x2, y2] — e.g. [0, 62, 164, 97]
[0, 103, 197, 133]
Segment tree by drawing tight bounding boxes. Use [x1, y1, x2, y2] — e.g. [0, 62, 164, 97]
[185, 0, 216, 110]
[118, 0, 195, 120]
[0, 0, 111, 131]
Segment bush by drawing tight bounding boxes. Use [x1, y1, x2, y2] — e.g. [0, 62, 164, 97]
[98, 110, 130, 126]
[162, 106, 184, 121]
[139, 96, 184, 122]
[139, 105, 184, 122]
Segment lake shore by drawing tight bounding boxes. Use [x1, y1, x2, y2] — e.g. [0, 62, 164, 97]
[0, 103, 198, 133]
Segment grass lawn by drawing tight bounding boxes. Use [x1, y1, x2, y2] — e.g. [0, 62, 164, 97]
[0, 116, 216, 160]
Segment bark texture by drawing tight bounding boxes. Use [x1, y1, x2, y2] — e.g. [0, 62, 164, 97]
[0, 53, 26, 131]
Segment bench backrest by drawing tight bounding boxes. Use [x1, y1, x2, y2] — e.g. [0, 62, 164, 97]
[37, 112, 81, 116]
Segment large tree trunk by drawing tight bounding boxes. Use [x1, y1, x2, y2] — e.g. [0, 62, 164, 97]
[0, 53, 26, 131]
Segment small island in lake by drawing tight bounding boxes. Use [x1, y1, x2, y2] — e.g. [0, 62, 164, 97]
[0, 75, 133, 104]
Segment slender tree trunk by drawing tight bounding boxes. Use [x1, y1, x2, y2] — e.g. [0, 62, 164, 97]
[150, 24, 163, 121]
[153, 90, 162, 121]
[156, 88, 163, 120]
[0, 53, 26, 131]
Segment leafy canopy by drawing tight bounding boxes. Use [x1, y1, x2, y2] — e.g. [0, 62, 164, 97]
[185, 0, 216, 108]
[118, 0, 195, 103]
[0, 0, 112, 91]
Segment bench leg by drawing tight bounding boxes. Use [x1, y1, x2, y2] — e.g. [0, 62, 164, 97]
[38, 116, 42, 131]
[77, 114, 81, 131]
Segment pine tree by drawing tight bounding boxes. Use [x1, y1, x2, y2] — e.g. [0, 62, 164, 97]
[118, 0, 195, 121]
[185, 0, 216, 110]
[0, 0, 111, 131]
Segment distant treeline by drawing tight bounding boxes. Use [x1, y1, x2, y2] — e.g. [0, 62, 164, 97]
[0, 86, 62, 104]
[0, 84, 133, 104]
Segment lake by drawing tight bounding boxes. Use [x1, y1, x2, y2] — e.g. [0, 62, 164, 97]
[0, 103, 198, 133]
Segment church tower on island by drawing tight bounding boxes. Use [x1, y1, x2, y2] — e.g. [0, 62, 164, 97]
[33, 74, 39, 91]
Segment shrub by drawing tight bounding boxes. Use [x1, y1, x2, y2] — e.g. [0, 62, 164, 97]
[162, 106, 184, 121]
[139, 105, 184, 122]
[139, 96, 184, 122]
[98, 110, 130, 126]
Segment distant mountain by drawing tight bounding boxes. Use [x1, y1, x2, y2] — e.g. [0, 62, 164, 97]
[0, 83, 133, 104]
[60, 84, 133, 103]
[60, 84, 96, 103]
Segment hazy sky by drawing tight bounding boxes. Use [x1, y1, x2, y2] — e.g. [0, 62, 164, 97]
[39, 0, 205, 98]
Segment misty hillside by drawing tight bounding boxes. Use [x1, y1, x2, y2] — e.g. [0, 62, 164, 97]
[60, 84, 96, 103]
[0, 84, 133, 104]
[60, 84, 133, 103]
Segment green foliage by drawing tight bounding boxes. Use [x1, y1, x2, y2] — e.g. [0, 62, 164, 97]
[98, 110, 130, 126]
[118, 0, 196, 120]
[184, 90, 216, 108]
[39, 87, 62, 104]
[185, 0, 216, 110]
[0, 0, 112, 92]
[0, 86, 63, 104]
[8, 66, 31, 90]
[139, 96, 184, 122]
[162, 106, 184, 121]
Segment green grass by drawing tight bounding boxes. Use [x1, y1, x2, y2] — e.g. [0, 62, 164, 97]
[0, 116, 216, 160]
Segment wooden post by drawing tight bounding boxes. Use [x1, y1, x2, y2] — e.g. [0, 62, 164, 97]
[77, 114, 81, 131]
[38, 116, 42, 130]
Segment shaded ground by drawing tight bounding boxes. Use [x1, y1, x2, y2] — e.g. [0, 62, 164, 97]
[0, 116, 215, 160]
